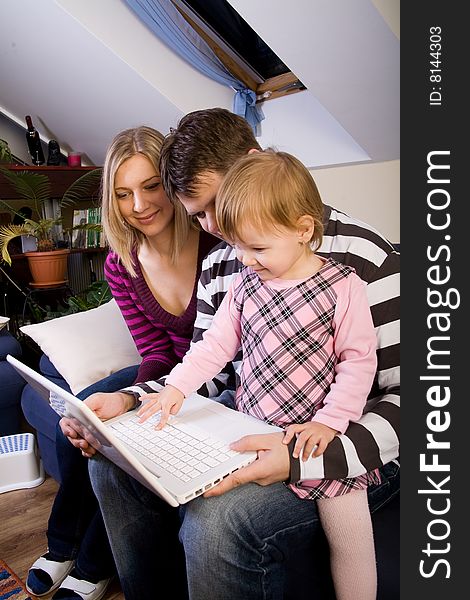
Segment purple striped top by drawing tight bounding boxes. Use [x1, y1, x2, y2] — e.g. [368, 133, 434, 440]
[104, 230, 217, 384]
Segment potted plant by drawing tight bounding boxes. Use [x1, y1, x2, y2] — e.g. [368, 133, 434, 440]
[0, 139, 12, 164]
[0, 166, 102, 286]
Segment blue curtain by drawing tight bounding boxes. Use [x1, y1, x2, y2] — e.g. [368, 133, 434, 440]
[123, 0, 264, 135]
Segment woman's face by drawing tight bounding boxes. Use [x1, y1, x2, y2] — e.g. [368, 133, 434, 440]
[114, 154, 174, 237]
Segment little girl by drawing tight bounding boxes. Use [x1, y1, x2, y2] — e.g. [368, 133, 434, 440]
[138, 150, 379, 600]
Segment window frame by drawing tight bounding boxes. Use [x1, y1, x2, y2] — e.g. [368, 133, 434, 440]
[171, 0, 305, 102]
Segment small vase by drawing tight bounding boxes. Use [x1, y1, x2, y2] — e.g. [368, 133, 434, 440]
[24, 249, 70, 287]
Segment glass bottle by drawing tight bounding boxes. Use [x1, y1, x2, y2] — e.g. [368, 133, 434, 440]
[25, 115, 45, 165]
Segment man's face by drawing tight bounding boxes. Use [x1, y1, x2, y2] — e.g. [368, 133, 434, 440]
[176, 171, 225, 239]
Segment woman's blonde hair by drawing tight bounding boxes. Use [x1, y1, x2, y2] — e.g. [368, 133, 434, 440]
[101, 126, 192, 277]
[216, 150, 324, 251]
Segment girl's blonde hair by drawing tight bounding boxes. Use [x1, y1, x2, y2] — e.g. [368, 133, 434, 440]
[101, 126, 192, 277]
[216, 150, 324, 251]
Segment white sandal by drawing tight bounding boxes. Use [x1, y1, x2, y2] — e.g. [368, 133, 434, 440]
[53, 575, 111, 600]
[26, 554, 75, 596]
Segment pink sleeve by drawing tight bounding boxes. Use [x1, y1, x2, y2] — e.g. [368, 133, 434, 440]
[312, 274, 377, 433]
[166, 279, 242, 397]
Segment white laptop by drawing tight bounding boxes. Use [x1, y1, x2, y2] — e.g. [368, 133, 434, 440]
[7, 354, 282, 507]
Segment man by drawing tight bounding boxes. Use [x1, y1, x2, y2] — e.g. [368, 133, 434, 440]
[87, 108, 399, 599]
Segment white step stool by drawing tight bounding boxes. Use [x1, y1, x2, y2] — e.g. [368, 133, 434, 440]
[0, 433, 45, 493]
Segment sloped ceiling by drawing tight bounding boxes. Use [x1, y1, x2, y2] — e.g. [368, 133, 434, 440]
[0, 0, 399, 169]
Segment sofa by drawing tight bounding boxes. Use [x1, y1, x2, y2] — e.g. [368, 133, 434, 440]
[0, 328, 26, 436]
[18, 301, 399, 599]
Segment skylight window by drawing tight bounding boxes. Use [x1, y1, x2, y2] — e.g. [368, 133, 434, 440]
[172, 0, 306, 102]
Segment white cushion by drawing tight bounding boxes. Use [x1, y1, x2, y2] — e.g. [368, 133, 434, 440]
[20, 299, 141, 394]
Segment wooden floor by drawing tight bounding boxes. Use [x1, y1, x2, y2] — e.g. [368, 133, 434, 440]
[0, 475, 124, 599]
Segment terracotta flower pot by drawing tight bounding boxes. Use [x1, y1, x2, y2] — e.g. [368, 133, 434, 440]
[24, 248, 70, 287]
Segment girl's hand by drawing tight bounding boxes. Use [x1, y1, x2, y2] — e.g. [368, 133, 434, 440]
[283, 422, 338, 460]
[137, 385, 185, 429]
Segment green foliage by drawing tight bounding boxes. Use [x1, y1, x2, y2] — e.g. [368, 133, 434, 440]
[45, 280, 112, 320]
[0, 166, 102, 264]
[67, 280, 112, 313]
[0, 139, 12, 162]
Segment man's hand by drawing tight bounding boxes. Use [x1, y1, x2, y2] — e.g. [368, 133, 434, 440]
[203, 432, 289, 497]
[60, 391, 133, 457]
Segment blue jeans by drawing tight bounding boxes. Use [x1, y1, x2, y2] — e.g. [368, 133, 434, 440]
[46, 365, 138, 581]
[89, 455, 187, 599]
[89, 453, 399, 600]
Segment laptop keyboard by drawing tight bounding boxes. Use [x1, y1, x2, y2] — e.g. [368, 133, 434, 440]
[109, 414, 240, 482]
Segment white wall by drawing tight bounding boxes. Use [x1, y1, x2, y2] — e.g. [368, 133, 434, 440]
[1, 0, 399, 167]
[0, 0, 399, 241]
[230, 0, 399, 162]
[311, 160, 399, 243]
[57, 0, 233, 113]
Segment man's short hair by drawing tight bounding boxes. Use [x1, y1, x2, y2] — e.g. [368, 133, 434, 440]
[160, 107, 262, 200]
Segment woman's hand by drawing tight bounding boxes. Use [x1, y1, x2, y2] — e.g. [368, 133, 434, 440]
[60, 391, 134, 457]
[85, 391, 135, 421]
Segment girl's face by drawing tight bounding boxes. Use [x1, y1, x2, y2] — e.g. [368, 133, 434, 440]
[114, 154, 174, 237]
[233, 222, 314, 281]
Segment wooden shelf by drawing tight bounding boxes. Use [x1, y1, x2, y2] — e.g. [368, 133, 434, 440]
[11, 247, 107, 259]
[70, 246, 107, 254]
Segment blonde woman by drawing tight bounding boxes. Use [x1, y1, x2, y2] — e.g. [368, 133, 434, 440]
[26, 126, 217, 600]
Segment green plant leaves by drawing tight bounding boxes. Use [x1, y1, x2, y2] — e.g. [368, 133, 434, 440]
[61, 168, 103, 207]
[0, 168, 51, 209]
[0, 224, 32, 264]
[45, 280, 112, 319]
[0, 166, 102, 264]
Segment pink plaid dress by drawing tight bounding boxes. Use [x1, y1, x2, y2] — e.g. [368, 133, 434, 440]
[231, 259, 381, 500]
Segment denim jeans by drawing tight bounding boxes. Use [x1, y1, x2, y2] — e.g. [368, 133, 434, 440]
[46, 365, 138, 581]
[89, 452, 399, 600]
[89, 454, 187, 599]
